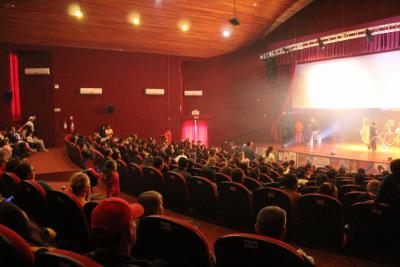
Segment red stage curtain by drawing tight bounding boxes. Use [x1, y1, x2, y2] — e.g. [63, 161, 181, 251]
[181, 119, 208, 147]
[9, 52, 21, 121]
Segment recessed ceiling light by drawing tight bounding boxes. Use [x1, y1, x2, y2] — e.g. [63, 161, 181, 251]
[179, 21, 190, 32]
[68, 4, 83, 19]
[222, 30, 231, 38]
[253, 2, 257, 7]
[132, 16, 141, 26]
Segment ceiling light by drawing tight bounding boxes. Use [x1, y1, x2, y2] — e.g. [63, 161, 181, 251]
[222, 30, 231, 38]
[229, 0, 240, 26]
[252, 2, 257, 7]
[132, 16, 141, 26]
[179, 21, 190, 32]
[68, 4, 83, 19]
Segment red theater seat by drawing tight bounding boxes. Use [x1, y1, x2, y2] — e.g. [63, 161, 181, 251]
[300, 186, 319, 195]
[243, 177, 261, 193]
[0, 224, 35, 267]
[214, 233, 306, 267]
[0, 172, 21, 198]
[163, 171, 191, 212]
[297, 194, 344, 250]
[134, 215, 212, 267]
[259, 173, 273, 183]
[46, 190, 93, 252]
[218, 181, 254, 230]
[338, 184, 364, 201]
[35, 248, 102, 267]
[19, 180, 51, 227]
[128, 163, 145, 195]
[116, 159, 129, 194]
[187, 176, 218, 219]
[215, 173, 231, 184]
[142, 166, 164, 193]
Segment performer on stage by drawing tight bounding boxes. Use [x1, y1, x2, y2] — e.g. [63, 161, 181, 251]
[308, 117, 321, 147]
[360, 118, 370, 148]
[395, 122, 400, 146]
[294, 121, 304, 144]
[369, 121, 378, 151]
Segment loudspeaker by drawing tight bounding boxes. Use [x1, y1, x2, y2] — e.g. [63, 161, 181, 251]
[5, 90, 12, 101]
[106, 105, 115, 114]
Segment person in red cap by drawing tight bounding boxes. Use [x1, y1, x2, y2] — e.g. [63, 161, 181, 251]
[87, 197, 146, 267]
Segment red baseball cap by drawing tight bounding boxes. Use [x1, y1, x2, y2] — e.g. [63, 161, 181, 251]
[91, 197, 144, 238]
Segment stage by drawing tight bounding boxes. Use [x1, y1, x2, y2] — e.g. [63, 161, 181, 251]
[256, 142, 398, 174]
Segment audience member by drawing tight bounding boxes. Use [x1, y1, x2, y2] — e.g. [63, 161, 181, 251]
[377, 159, 400, 211]
[174, 157, 192, 180]
[69, 172, 92, 206]
[15, 161, 52, 192]
[317, 182, 338, 198]
[137, 191, 164, 217]
[231, 168, 244, 184]
[255, 206, 315, 266]
[101, 160, 120, 197]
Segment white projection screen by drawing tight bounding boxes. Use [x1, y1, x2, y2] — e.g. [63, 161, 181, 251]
[291, 50, 400, 109]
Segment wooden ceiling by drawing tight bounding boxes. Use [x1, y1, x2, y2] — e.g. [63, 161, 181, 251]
[0, 0, 312, 58]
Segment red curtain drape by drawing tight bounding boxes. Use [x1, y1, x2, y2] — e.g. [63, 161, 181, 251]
[181, 119, 208, 147]
[9, 52, 21, 121]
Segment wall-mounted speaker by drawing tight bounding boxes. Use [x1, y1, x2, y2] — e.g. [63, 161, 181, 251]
[5, 90, 13, 101]
[106, 105, 115, 114]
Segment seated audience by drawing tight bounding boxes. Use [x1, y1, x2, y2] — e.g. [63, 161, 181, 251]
[231, 168, 245, 184]
[4, 157, 21, 173]
[317, 182, 338, 198]
[152, 156, 164, 172]
[101, 160, 120, 197]
[15, 161, 52, 192]
[87, 198, 152, 267]
[219, 165, 233, 177]
[377, 159, 400, 211]
[255, 206, 315, 266]
[281, 174, 301, 210]
[69, 172, 92, 206]
[0, 148, 11, 175]
[137, 191, 164, 217]
[174, 157, 192, 180]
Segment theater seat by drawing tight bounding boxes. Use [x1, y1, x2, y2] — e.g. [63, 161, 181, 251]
[163, 171, 191, 212]
[0, 224, 35, 267]
[347, 201, 398, 257]
[300, 186, 319, 195]
[35, 248, 102, 267]
[215, 173, 231, 184]
[0, 172, 21, 198]
[128, 163, 145, 196]
[134, 215, 212, 267]
[297, 194, 344, 250]
[243, 177, 261, 193]
[116, 159, 129, 194]
[259, 173, 273, 183]
[338, 184, 364, 201]
[19, 180, 51, 227]
[142, 166, 164, 193]
[187, 176, 218, 219]
[218, 181, 254, 230]
[214, 233, 306, 267]
[46, 191, 93, 252]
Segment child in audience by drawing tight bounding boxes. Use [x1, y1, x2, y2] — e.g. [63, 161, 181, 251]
[101, 160, 120, 197]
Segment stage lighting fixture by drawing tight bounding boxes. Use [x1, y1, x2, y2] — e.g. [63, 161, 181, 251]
[317, 38, 325, 49]
[229, 0, 240, 26]
[365, 29, 373, 42]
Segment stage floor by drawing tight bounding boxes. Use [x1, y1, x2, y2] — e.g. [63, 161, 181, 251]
[279, 143, 398, 164]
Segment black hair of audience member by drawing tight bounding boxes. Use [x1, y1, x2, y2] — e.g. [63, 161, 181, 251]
[316, 173, 328, 186]
[357, 168, 366, 175]
[281, 174, 298, 191]
[15, 161, 34, 180]
[220, 165, 233, 177]
[231, 168, 244, 184]
[112, 151, 121, 161]
[255, 206, 286, 240]
[259, 164, 268, 175]
[317, 182, 338, 198]
[178, 157, 189, 170]
[354, 173, 365, 185]
[249, 167, 260, 180]
[152, 156, 164, 171]
[0, 202, 49, 246]
[390, 158, 400, 175]
[5, 158, 21, 173]
[237, 162, 249, 174]
[297, 167, 306, 179]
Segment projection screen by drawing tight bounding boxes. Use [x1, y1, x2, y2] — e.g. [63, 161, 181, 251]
[291, 50, 400, 110]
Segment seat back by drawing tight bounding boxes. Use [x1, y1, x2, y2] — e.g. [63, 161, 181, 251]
[127, 163, 145, 195]
[0, 224, 35, 267]
[348, 201, 398, 255]
[338, 184, 364, 200]
[142, 166, 164, 193]
[214, 233, 306, 267]
[253, 187, 293, 233]
[259, 173, 272, 183]
[297, 194, 344, 249]
[299, 186, 319, 195]
[19, 180, 51, 227]
[342, 191, 370, 221]
[163, 172, 191, 211]
[190, 167, 203, 177]
[243, 177, 261, 193]
[117, 159, 129, 194]
[0, 172, 21, 198]
[336, 179, 354, 188]
[83, 202, 98, 227]
[35, 248, 102, 267]
[217, 182, 254, 230]
[46, 191, 93, 252]
[215, 173, 231, 184]
[187, 176, 218, 219]
[134, 215, 212, 267]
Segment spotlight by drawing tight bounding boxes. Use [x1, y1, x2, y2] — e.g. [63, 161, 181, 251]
[365, 29, 373, 42]
[222, 30, 231, 38]
[317, 38, 325, 49]
[229, 0, 240, 26]
[132, 17, 141, 26]
[229, 17, 240, 26]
